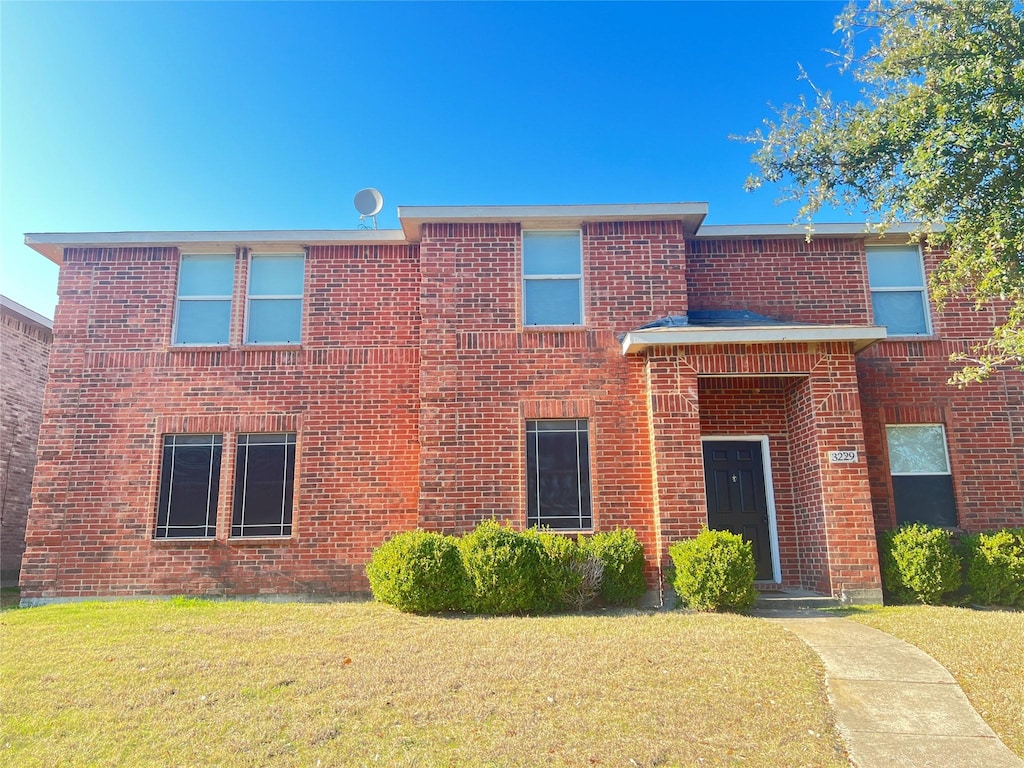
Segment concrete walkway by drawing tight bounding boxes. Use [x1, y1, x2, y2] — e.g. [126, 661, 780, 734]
[762, 609, 1023, 768]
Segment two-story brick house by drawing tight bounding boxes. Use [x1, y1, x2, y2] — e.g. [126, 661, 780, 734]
[20, 203, 1024, 604]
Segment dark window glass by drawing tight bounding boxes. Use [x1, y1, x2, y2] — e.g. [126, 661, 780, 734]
[892, 476, 958, 526]
[155, 434, 222, 538]
[526, 419, 592, 530]
[232, 433, 296, 537]
[886, 425, 958, 527]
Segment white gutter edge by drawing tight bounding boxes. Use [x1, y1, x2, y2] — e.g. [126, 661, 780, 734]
[621, 325, 888, 355]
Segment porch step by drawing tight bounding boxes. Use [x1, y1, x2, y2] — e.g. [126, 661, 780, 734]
[755, 589, 840, 611]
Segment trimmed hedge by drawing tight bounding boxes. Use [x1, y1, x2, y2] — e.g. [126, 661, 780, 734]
[879, 523, 961, 605]
[459, 521, 548, 615]
[521, 528, 588, 614]
[668, 527, 758, 613]
[367, 522, 647, 615]
[583, 529, 647, 606]
[366, 530, 470, 613]
[959, 528, 1024, 607]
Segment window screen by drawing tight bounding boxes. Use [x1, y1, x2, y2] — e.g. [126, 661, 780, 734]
[526, 419, 592, 530]
[155, 434, 222, 538]
[232, 433, 296, 537]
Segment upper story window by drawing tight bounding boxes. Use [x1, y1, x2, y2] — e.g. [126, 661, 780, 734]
[245, 253, 304, 345]
[523, 230, 583, 326]
[173, 254, 234, 345]
[866, 245, 930, 336]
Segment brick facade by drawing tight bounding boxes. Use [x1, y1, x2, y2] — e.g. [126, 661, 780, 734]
[19, 206, 1024, 603]
[1, 297, 52, 585]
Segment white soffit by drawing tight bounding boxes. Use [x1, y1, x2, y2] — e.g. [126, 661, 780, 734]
[621, 324, 888, 355]
[24, 229, 407, 265]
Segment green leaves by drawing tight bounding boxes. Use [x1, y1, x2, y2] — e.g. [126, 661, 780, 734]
[745, 0, 1024, 381]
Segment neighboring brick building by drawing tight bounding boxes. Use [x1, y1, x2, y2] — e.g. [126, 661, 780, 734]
[20, 204, 1024, 604]
[1, 296, 53, 585]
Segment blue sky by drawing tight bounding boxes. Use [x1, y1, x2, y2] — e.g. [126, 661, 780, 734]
[1, 1, 857, 319]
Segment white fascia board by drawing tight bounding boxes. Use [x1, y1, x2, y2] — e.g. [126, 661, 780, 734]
[24, 229, 408, 265]
[0, 295, 53, 327]
[398, 203, 709, 242]
[621, 325, 888, 355]
[695, 222, 945, 240]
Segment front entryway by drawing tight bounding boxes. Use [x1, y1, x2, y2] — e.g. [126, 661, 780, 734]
[702, 439, 776, 580]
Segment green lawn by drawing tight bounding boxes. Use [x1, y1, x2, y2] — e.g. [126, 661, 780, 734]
[841, 605, 1024, 759]
[1, 600, 848, 767]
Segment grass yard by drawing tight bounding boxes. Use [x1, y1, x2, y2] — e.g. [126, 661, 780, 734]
[1, 600, 848, 767]
[841, 605, 1024, 759]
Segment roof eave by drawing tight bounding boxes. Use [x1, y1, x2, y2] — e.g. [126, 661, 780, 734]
[24, 229, 408, 265]
[694, 222, 946, 240]
[397, 203, 709, 242]
[621, 325, 888, 355]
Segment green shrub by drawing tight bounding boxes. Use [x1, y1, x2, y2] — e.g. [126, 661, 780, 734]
[879, 524, 961, 605]
[668, 527, 758, 612]
[961, 528, 1024, 607]
[522, 529, 599, 613]
[459, 521, 545, 614]
[584, 529, 647, 606]
[366, 530, 469, 613]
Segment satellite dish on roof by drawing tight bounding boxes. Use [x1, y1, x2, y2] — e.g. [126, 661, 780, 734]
[354, 188, 383, 229]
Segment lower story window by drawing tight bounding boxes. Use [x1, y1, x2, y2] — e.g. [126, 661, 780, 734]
[526, 419, 592, 530]
[886, 424, 957, 526]
[155, 434, 222, 538]
[232, 433, 296, 537]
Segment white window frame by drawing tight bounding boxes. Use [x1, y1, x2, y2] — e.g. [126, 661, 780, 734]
[244, 252, 305, 346]
[172, 253, 235, 346]
[866, 245, 932, 336]
[522, 230, 584, 327]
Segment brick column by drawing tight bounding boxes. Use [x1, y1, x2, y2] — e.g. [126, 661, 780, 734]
[645, 352, 706, 594]
[416, 226, 460, 531]
[808, 352, 883, 602]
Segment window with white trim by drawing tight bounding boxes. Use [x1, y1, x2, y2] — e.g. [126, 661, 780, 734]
[526, 419, 592, 530]
[155, 434, 222, 538]
[245, 253, 304, 344]
[232, 433, 296, 537]
[523, 231, 583, 326]
[886, 424, 957, 526]
[867, 245, 930, 335]
[174, 254, 234, 345]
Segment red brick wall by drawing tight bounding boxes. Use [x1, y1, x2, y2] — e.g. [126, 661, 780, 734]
[414, 222, 680, 582]
[22, 246, 421, 598]
[1, 305, 52, 583]
[688, 237, 870, 324]
[20, 227, 1023, 602]
[857, 246, 1024, 534]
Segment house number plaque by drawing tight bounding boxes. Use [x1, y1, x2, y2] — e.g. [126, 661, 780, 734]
[828, 450, 858, 463]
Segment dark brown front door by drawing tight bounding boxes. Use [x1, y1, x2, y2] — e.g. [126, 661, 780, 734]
[702, 440, 774, 580]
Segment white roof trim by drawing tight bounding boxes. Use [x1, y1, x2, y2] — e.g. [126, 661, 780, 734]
[695, 222, 944, 239]
[621, 324, 888, 355]
[398, 203, 709, 242]
[24, 229, 407, 264]
[0, 295, 53, 327]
